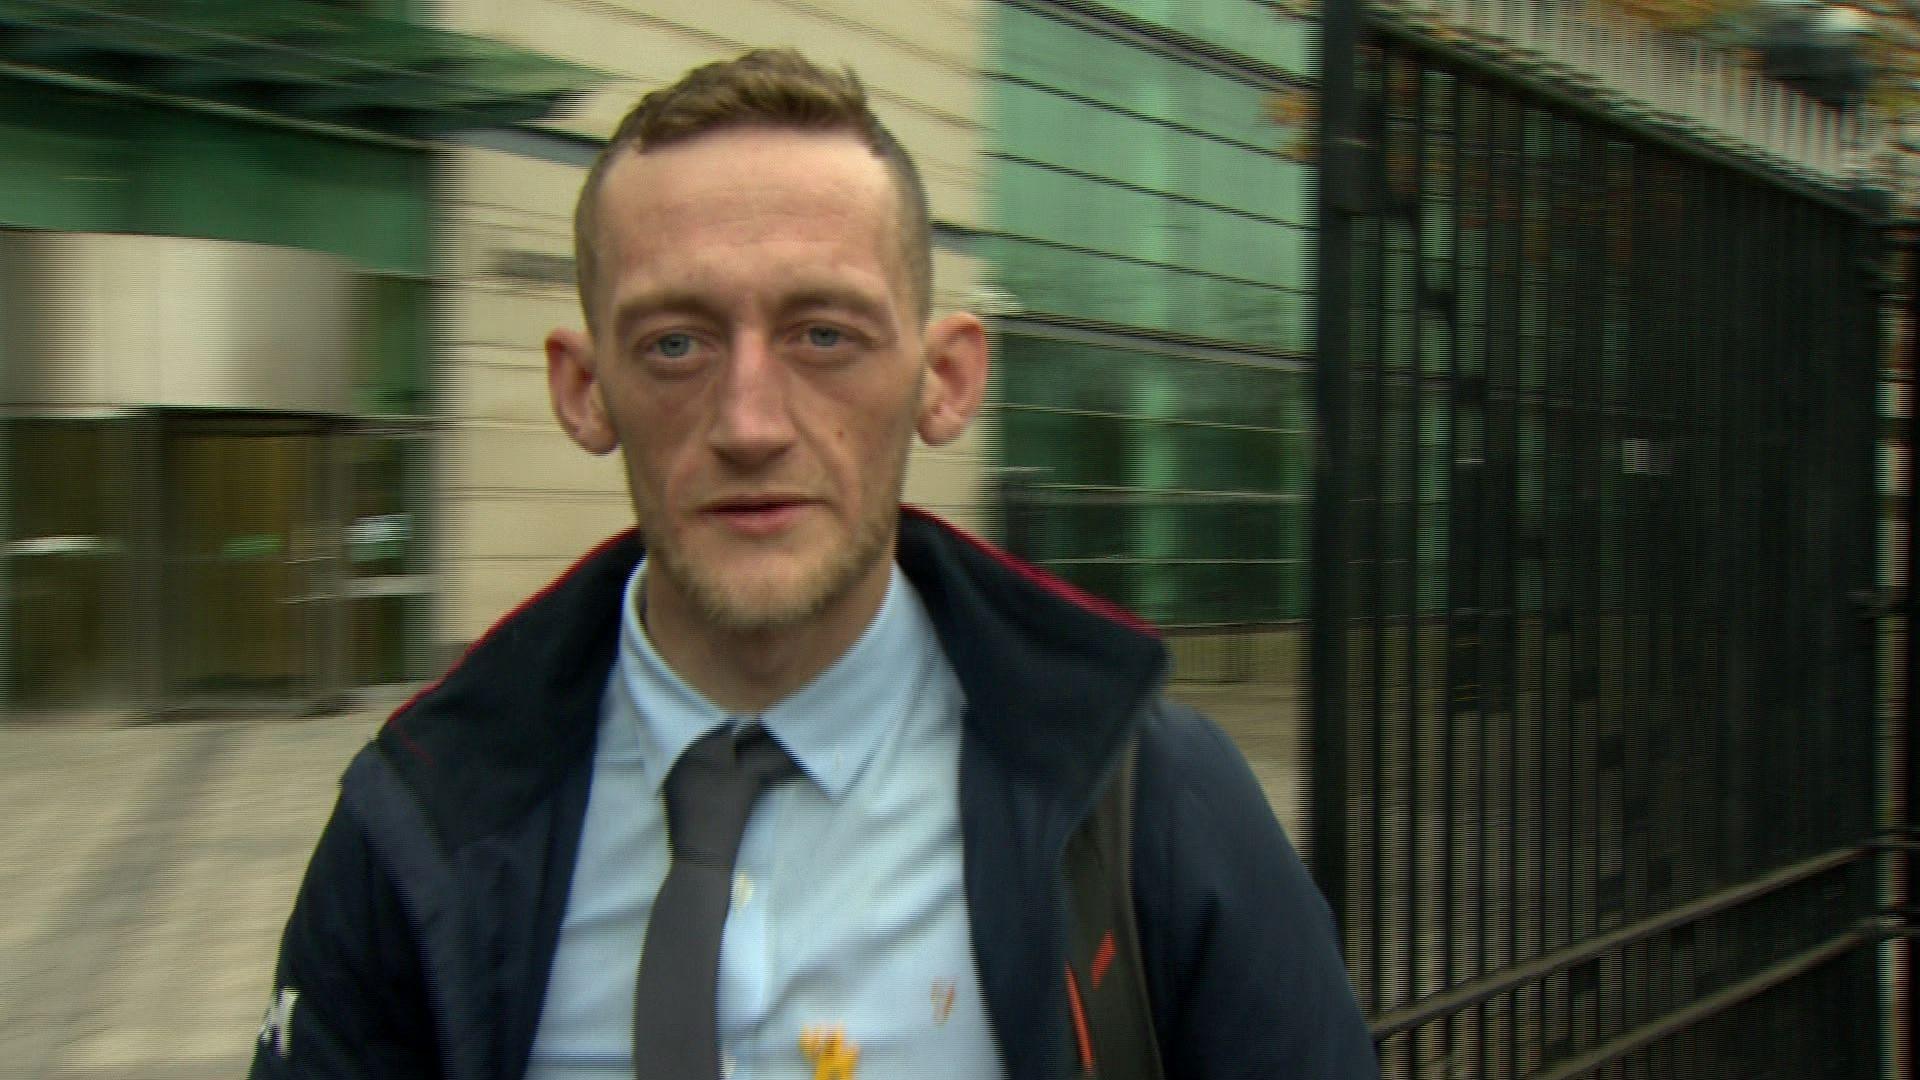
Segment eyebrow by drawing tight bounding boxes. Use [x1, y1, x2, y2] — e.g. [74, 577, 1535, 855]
[610, 283, 898, 340]
[610, 290, 727, 342]
[780, 285, 893, 327]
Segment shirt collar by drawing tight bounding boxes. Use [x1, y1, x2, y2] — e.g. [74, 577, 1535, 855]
[606, 558, 936, 800]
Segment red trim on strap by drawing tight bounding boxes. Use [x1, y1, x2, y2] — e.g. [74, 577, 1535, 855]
[1065, 964, 1096, 1075]
[903, 506, 1159, 637]
[388, 725, 435, 769]
[383, 528, 641, 763]
[1091, 930, 1117, 990]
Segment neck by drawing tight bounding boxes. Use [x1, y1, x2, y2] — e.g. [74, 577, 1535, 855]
[640, 560, 894, 715]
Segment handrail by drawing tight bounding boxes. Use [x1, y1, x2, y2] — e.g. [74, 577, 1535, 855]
[1368, 843, 1873, 1039]
[1532, 918, 1905, 1080]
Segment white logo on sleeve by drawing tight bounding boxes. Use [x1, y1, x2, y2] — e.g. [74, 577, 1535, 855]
[258, 987, 299, 1058]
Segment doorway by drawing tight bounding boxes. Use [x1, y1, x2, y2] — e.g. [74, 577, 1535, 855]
[160, 418, 334, 704]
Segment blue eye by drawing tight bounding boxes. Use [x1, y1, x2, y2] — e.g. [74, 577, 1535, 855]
[805, 325, 843, 348]
[655, 333, 694, 359]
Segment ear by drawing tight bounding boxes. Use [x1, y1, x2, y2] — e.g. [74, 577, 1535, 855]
[547, 327, 619, 456]
[917, 312, 989, 447]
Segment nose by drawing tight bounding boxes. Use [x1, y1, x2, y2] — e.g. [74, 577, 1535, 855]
[707, 332, 796, 465]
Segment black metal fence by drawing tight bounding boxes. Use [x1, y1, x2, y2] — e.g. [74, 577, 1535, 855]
[1313, 11, 1888, 1079]
[1888, 224, 1920, 1078]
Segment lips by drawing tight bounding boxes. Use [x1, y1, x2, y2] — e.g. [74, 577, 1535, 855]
[703, 494, 815, 535]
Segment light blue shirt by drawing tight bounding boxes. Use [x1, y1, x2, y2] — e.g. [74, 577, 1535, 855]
[525, 561, 1004, 1080]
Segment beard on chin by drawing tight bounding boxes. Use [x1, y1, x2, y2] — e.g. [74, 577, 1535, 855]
[646, 508, 897, 633]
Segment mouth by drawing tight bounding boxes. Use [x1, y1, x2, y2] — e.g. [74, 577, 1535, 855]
[703, 494, 816, 535]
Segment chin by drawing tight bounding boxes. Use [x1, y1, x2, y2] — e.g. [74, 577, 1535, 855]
[679, 558, 865, 633]
[650, 511, 895, 633]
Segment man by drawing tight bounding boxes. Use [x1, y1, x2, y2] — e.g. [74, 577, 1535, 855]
[251, 49, 1376, 1080]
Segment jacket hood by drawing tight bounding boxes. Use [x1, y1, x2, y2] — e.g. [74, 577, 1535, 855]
[378, 508, 1168, 849]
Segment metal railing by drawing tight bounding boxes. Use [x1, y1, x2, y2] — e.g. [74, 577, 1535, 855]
[1367, 842, 1913, 1077]
[1315, 6, 1886, 1074]
[1368, 0, 1873, 189]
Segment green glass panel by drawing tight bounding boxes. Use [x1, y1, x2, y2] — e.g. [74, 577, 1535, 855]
[1421, 312, 1452, 378]
[0, 85, 135, 232]
[995, 159, 1308, 290]
[992, 6, 1307, 141]
[983, 235, 1308, 351]
[983, 234, 1142, 329]
[988, 3, 1321, 622]
[1173, 277, 1312, 351]
[1171, 54, 1297, 138]
[1517, 406, 1545, 611]
[358, 276, 430, 415]
[1130, 421, 1284, 493]
[1384, 222, 1417, 371]
[138, 112, 429, 274]
[999, 332, 1312, 622]
[1102, 0, 1317, 79]
[994, 160, 1182, 262]
[1420, 396, 1451, 499]
[0, 85, 427, 272]
[988, 3, 1317, 357]
[1382, 381, 1415, 504]
[0, 0, 602, 132]
[1000, 337, 1124, 416]
[1173, 201, 1312, 287]
[1182, 137, 1315, 226]
[137, 118, 283, 244]
[993, 7, 1178, 122]
[1008, 411, 1133, 490]
[1419, 397, 1449, 615]
[994, 81, 1183, 194]
[1422, 72, 1456, 304]
[1382, 511, 1413, 619]
[1459, 226, 1486, 378]
[993, 80, 1314, 227]
[1459, 90, 1489, 382]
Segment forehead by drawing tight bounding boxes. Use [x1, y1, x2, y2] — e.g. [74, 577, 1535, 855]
[594, 127, 905, 292]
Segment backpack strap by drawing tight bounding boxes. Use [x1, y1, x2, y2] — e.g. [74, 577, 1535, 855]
[1062, 731, 1165, 1080]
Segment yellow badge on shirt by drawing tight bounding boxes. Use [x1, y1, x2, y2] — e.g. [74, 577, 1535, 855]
[800, 1026, 859, 1080]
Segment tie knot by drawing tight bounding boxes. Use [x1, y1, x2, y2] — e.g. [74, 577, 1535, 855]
[729, 726, 800, 783]
[662, 727, 797, 865]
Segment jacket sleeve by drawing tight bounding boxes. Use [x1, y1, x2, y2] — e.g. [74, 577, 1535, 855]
[248, 794, 439, 1079]
[1133, 703, 1380, 1080]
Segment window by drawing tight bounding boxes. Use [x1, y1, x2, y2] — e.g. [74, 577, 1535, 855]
[988, 0, 1318, 627]
[345, 429, 433, 685]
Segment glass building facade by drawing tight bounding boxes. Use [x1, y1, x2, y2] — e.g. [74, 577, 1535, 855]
[0, 2, 591, 713]
[0, 86, 438, 711]
[985, 0, 1320, 631]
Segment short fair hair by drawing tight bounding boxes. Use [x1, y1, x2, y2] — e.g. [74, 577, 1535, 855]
[572, 49, 933, 333]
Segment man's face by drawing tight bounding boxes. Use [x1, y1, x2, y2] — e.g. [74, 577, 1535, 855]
[552, 127, 966, 632]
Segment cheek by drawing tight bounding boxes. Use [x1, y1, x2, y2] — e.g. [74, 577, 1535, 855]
[614, 410, 697, 501]
[844, 407, 918, 485]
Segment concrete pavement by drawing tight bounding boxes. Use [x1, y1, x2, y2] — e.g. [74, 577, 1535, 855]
[2, 706, 387, 1080]
[0, 683, 1306, 1080]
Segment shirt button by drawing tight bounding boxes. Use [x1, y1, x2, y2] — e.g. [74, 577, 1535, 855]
[732, 872, 754, 911]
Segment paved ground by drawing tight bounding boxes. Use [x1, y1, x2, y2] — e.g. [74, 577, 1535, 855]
[0, 683, 1305, 1079]
[2, 705, 389, 1080]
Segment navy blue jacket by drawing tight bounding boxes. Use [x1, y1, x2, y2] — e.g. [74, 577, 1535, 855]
[250, 510, 1377, 1080]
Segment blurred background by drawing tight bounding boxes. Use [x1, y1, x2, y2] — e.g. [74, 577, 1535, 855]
[4, 0, 1920, 1076]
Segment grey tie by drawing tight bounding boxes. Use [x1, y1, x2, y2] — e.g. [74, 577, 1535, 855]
[633, 726, 797, 1079]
